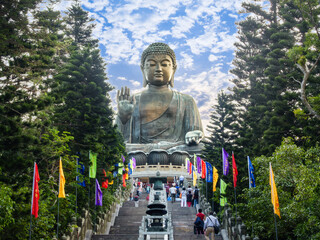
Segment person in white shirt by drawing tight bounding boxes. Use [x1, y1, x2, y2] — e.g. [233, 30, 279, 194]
[180, 187, 187, 207]
[169, 183, 177, 203]
[204, 212, 220, 240]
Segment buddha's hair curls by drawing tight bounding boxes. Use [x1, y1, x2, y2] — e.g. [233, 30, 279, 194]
[141, 42, 177, 68]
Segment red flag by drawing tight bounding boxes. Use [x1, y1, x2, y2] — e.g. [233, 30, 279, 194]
[31, 162, 40, 218]
[122, 174, 126, 187]
[102, 179, 108, 189]
[102, 169, 108, 189]
[232, 152, 238, 188]
[189, 162, 192, 175]
[201, 160, 206, 179]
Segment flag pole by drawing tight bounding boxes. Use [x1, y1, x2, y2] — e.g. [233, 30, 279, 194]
[94, 179, 97, 234]
[29, 162, 36, 240]
[233, 151, 237, 233]
[270, 162, 279, 240]
[248, 156, 254, 236]
[57, 159, 60, 239]
[76, 156, 78, 221]
[206, 177, 208, 200]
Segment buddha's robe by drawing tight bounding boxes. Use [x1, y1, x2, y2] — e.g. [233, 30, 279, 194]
[116, 90, 203, 146]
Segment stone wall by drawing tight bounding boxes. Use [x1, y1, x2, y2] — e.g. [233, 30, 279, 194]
[57, 185, 131, 240]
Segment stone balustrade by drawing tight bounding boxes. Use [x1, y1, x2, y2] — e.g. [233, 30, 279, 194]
[198, 198, 259, 240]
[222, 204, 259, 240]
[56, 185, 131, 240]
[132, 163, 191, 179]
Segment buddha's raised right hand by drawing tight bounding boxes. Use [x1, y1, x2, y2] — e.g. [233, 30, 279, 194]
[117, 86, 136, 124]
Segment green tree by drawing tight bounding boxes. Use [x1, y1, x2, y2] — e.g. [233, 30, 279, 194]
[239, 138, 320, 240]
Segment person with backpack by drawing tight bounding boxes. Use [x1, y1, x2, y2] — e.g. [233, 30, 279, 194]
[204, 212, 220, 240]
[193, 186, 199, 208]
[194, 208, 205, 235]
[186, 190, 193, 207]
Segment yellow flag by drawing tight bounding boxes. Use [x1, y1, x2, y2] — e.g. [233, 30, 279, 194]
[125, 167, 129, 180]
[269, 163, 280, 218]
[58, 158, 65, 198]
[193, 168, 197, 187]
[213, 167, 219, 192]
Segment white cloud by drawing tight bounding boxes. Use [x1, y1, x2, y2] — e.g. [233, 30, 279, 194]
[129, 80, 141, 87]
[178, 52, 194, 69]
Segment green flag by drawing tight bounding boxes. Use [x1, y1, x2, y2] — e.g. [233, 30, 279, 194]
[89, 151, 97, 178]
[118, 162, 124, 175]
[220, 179, 227, 206]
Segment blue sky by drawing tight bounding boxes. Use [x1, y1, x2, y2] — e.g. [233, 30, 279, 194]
[53, 0, 249, 135]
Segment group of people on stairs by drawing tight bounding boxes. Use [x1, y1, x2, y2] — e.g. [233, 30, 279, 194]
[194, 209, 220, 240]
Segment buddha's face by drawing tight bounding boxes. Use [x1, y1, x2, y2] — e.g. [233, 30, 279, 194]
[142, 54, 175, 87]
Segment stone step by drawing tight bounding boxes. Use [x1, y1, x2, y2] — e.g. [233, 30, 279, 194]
[109, 226, 139, 234]
[92, 234, 139, 240]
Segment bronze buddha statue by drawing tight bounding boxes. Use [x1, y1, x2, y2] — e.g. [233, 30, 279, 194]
[116, 43, 203, 155]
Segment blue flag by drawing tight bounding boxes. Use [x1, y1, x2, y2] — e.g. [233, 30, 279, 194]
[206, 162, 213, 182]
[248, 156, 256, 188]
[76, 158, 86, 187]
[128, 163, 132, 175]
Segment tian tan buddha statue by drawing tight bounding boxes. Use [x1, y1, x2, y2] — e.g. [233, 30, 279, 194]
[116, 42, 204, 158]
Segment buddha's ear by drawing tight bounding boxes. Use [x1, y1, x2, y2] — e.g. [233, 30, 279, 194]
[169, 66, 177, 88]
[141, 65, 147, 87]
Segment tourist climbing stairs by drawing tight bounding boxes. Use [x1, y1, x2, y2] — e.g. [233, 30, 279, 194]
[167, 200, 223, 240]
[92, 192, 148, 240]
[92, 193, 223, 240]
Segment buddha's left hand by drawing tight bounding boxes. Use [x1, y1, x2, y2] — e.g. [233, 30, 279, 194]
[185, 130, 203, 145]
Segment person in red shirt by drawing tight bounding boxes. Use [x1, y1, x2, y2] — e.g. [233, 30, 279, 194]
[194, 208, 205, 235]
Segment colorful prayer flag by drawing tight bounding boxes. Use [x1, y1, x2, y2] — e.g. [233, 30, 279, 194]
[206, 162, 213, 182]
[76, 159, 86, 187]
[185, 158, 189, 170]
[89, 151, 97, 178]
[197, 156, 201, 174]
[193, 166, 197, 187]
[220, 179, 227, 206]
[122, 174, 127, 187]
[132, 157, 136, 169]
[247, 156, 256, 188]
[31, 162, 40, 218]
[122, 155, 125, 163]
[222, 148, 229, 176]
[269, 163, 280, 218]
[95, 179, 102, 206]
[118, 162, 124, 175]
[213, 167, 219, 192]
[232, 152, 238, 188]
[201, 159, 206, 179]
[101, 169, 108, 189]
[189, 162, 192, 175]
[58, 158, 65, 198]
[193, 154, 197, 172]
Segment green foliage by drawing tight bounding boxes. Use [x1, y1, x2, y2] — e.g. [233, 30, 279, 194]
[0, 0, 126, 239]
[239, 139, 320, 240]
[0, 183, 15, 232]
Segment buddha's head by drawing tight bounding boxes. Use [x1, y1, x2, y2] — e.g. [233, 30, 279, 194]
[141, 43, 177, 87]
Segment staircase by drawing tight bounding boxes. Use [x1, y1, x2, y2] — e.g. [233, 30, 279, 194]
[167, 200, 223, 240]
[92, 192, 148, 240]
[92, 193, 223, 240]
